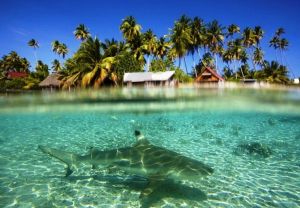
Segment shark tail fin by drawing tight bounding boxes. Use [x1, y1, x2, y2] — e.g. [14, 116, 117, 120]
[38, 145, 79, 177]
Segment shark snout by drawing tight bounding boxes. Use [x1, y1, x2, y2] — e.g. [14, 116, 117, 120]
[38, 145, 51, 154]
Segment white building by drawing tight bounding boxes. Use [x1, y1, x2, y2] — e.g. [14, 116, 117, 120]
[123, 71, 176, 87]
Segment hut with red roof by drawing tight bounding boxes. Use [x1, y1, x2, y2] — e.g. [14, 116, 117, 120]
[195, 67, 224, 83]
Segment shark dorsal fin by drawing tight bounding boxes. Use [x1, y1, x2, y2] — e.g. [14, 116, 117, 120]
[135, 130, 145, 141]
[134, 130, 150, 146]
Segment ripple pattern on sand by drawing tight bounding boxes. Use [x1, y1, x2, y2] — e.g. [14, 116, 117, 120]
[0, 111, 299, 207]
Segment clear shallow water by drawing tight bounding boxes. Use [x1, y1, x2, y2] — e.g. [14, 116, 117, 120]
[0, 88, 300, 207]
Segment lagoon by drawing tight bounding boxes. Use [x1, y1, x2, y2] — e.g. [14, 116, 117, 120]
[0, 87, 299, 207]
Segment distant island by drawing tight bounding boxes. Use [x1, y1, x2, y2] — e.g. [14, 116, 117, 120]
[0, 15, 296, 91]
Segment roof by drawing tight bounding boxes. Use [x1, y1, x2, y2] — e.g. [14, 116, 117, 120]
[199, 67, 224, 81]
[39, 73, 61, 87]
[7, 71, 28, 79]
[123, 71, 175, 82]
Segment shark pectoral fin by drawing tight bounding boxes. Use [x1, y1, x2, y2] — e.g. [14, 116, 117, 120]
[139, 174, 165, 199]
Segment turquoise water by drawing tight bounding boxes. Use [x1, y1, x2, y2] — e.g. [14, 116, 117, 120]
[0, 88, 300, 207]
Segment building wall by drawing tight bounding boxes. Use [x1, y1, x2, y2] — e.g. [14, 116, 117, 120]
[125, 79, 175, 87]
[196, 75, 220, 82]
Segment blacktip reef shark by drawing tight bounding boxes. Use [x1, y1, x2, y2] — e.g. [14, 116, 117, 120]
[38, 130, 213, 203]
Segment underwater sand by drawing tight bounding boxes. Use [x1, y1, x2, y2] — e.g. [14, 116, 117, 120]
[0, 88, 300, 207]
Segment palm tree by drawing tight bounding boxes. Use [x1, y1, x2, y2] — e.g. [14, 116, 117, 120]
[117, 41, 128, 54]
[58, 43, 68, 59]
[206, 20, 224, 72]
[226, 38, 248, 79]
[226, 24, 240, 40]
[253, 26, 264, 46]
[28, 39, 39, 63]
[76, 37, 118, 88]
[81, 57, 118, 88]
[195, 52, 215, 75]
[278, 38, 288, 65]
[269, 27, 288, 65]
[275, 27, 285, 36]
[74, 24, 90, 41]
[155, 37, 171, 60]
[242, 27, 255, 48]
[237, 64, 255, 79]
[102, 38, 119, 57]
[269, 35, 280, 61]
[120, 16, 142, 43]
[169, 15, 192, 73]
[75, 37, 102, 67]
[51, 40, 60, 54]
[257, 61, 289, 84]
[189, 17, 206, 76]
[222, 66, 234, 80]
[142, 29, 157, 71]
[51, 59, 62, 72]
[61, 37, 103, 89]
[0, 51, 30, 73]
[120, 16, 145, 66]
[242, 27, 262, 71]
[253, 47, 264, 69]
[34, 60, 49, 80]
[51, 40, 68, 58]
[58, 43, 68, 58]
[28, 39, 39, 49]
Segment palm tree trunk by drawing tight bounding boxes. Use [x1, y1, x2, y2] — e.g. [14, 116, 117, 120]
[250, 48, 256, 72]
[282, 52, 289, 68]
[234, 60, 237, 75]
[184, 57, 188, 74]
[196, 47, 201, 60]
[34, 50, 37, 64]
[178, 58, 181, 69]
[192, 54, 197, 77]
[234, 60, 238, 79]
[147, 55, 150, 72]
[275, 49, 278, 63]
[240, 67, 245, 80]
[214, 53, 218, 73]
[280, 49, 284, 65]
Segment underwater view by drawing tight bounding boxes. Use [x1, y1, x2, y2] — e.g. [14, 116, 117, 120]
[0, 87, 300, 208]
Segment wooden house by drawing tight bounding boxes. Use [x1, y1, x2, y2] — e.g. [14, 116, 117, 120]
[195, 67, 224, 83]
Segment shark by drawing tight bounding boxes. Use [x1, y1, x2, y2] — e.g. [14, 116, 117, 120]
[38, 130, 213, 200]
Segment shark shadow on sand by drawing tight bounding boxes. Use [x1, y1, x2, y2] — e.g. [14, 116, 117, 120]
[39, 130, 213, 206]
[64, 174, 207, 207]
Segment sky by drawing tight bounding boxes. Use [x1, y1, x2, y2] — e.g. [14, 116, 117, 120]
[0, 0, 299, 77]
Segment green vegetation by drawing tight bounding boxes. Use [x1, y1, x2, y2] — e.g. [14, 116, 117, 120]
[0, 51, 49, 90]
[0, 15, 293, 90]
[0, 51, 30, 74]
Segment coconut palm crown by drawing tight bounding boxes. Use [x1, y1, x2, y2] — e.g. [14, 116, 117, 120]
[74, 24, 91, 41]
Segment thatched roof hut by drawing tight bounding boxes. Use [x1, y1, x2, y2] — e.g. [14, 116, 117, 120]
[39, 73, 61, 88]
